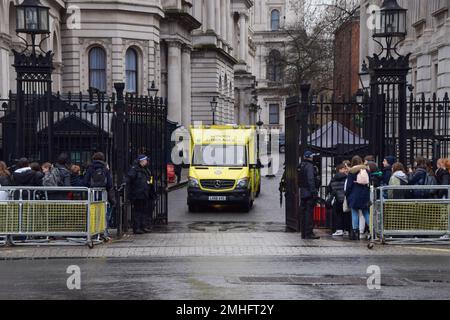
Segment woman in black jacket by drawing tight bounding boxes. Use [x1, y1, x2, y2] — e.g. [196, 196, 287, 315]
[328, 164, 350, 237]
[436, 158, 450, 198]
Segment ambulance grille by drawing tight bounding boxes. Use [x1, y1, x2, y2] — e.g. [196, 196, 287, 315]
[200, 180, 236, 190]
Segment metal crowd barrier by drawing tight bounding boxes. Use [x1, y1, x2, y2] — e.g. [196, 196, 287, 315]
[369, 185, 450, 248]
[0, 187, 107, 248]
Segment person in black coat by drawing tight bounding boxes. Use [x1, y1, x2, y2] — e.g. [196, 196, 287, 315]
[382, 156, 396, 186]
[298, 151, 321, 240]
[12, 158, 41, 187]
[126, 155, 156, 234]
[83, 153, 113, 190]
[327, 164, 350, 237]
[408, 156, 428, 198]
[435, 158, 450, 198]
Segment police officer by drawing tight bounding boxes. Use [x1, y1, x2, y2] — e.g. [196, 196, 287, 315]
[126, 155, 156, 234]
[298, 151, 321, 239]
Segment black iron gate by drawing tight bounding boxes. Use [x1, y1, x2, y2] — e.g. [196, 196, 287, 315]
[284, 85, 373, 231]
[284, 85, 450, 231]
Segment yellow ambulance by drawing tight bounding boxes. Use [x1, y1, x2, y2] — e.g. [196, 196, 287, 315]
[187, 125, 262, 212]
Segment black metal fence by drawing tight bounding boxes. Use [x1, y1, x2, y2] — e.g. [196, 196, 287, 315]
[0, 84, 169, 229]
[290, 90, 450, 196]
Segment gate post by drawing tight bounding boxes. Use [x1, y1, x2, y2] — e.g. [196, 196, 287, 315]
[285, 96, 300, 232]
[113, 82, 126, 238]
[299, 84, 311, 158]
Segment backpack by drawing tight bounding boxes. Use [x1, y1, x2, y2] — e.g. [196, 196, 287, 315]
[356, 169, 370, 185]
[43, 167, 62, 187]
[90, 167, 108, 188]
[424, 173, 438, 196]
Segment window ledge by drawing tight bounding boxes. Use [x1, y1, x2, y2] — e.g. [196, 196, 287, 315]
[412, 18, 426, 29]
[432, 7, 448, 17]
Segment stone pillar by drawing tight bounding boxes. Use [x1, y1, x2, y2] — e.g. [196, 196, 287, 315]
[181, 46, 192, 127]
[207, 0, 215, 31]
[438, 46, 450, 97]
[215, 0, 221, 37]
[167, 41, 182, 124]
[221, 0, 227, 41]
[228, 1, 233, 42]
[239, 13, 247, 61]
[0, 36, 10, 98]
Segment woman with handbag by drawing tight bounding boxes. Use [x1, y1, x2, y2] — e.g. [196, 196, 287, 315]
[345, 156, 371, 241]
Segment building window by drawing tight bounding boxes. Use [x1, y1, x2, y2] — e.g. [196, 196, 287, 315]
[125, 48, 138, 93]
[271, 9, 280, 31]
[269, 104, 280, 125]
[267, 50, 282, 82]
[89, 47, 107, 92]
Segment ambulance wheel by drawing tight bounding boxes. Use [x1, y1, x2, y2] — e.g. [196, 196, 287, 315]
[242, 200, 253, 213]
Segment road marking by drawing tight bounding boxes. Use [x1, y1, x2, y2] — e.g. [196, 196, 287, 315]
[408, 247, 450, 253]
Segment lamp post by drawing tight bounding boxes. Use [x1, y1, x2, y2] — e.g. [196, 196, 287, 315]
[368, 0, 409, 165]
[359, 60, 370, 92]
[355, 89, 364, 105]
[13, 0, 52, 161]
[210, 97, 218, 125]
[148, 80, 159, 98]
[15, 0, 50, 56]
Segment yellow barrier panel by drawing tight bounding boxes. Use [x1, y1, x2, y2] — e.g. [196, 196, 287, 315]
[89, 203, 107, 235]
[0, 203, 20, 233]
[22, 203, 87, 233]
[383, 202, 449, 232]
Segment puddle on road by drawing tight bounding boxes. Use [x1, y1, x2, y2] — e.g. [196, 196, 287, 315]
[148, 221, 288, 233]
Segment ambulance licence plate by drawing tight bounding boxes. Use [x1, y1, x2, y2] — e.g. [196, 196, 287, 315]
[209, 196, 227, 201]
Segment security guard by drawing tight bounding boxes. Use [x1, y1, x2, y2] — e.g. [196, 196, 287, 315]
[298, 151, 321, 239]
[126, 155, 156, 234]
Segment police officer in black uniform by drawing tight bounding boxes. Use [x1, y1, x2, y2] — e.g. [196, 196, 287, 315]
[298, 151, 321, 239]
[126, 155, 156, 234]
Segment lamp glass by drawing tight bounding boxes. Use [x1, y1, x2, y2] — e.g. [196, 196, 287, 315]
[39, 8, 49, 31]
[25, 7, 38, 30]
[210, 98, 218, 112]
[356, 91, 364, 104]
[17, 8, 25, 30]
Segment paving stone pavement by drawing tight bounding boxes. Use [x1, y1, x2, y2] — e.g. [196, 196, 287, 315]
[1, 231, 449, 259]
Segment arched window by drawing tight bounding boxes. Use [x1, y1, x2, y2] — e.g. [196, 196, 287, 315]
[89, 47, 107, 92]
[267, 50, 282, 82]
[271, 9, 280, 31]
[125, 48, 138, 93]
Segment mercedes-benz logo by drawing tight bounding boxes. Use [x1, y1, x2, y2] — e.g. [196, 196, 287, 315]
[215, 180, 221, 188]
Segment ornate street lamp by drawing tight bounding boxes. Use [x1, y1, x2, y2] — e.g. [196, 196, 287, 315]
[359, 60, 370, 91]
[372, 0, 407, 58]
[148, 80, 159, 98]
[15, 0, 50, 55]
[210, 97, 218, 125]
[355, 88, 364, 105]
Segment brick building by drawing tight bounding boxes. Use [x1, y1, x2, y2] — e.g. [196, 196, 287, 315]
[333, 14, 360, 101]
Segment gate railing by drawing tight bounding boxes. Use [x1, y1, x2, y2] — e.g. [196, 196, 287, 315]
[0, 187, 107, 248]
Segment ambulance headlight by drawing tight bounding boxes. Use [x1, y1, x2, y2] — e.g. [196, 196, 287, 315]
[188, 177, 200, 188]
[236, 178, 249, 189]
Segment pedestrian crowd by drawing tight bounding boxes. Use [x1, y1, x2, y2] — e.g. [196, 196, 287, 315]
[0, 152, 157, 236]
[297, 151, 450, 241]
